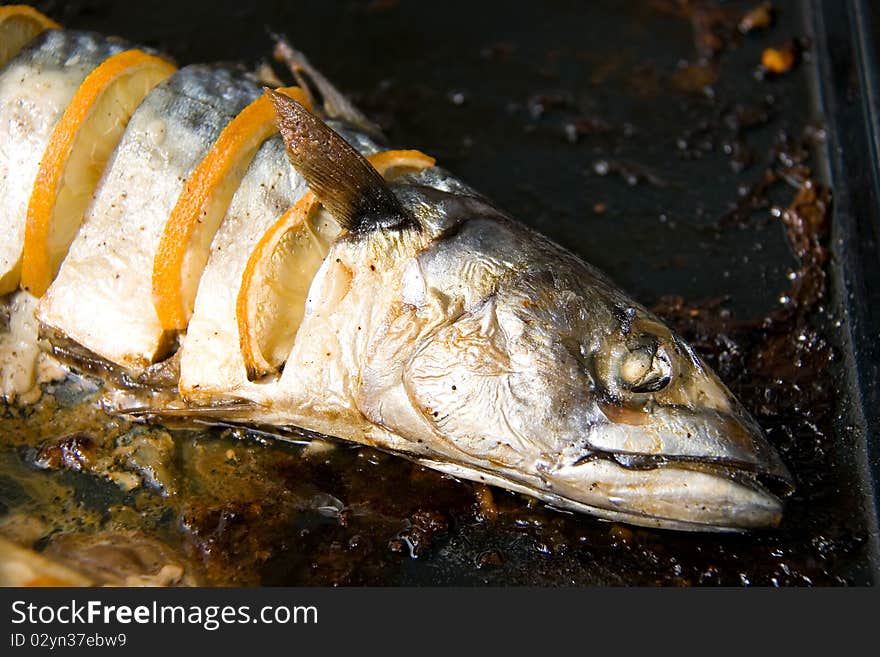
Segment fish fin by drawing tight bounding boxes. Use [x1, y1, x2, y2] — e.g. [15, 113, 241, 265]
[267, 89, 417, 233]
[116, 400, 266, 431]
[119, 403, 335, 447]
[119, 400, 262, 419]
[272, 36, 384, 139]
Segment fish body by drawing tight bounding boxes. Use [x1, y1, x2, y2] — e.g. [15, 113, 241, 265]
[0, 10, 793, 532]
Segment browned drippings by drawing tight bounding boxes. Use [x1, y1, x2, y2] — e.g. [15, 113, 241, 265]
[0, 0, 873, 586]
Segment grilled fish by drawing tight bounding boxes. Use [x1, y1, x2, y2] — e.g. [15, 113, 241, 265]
[0, 7, 794, 532]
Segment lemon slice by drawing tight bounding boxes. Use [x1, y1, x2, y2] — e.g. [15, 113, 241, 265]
[20, 49, 176, 296]
[237, 149, 435, 379]
[236, 192, 324, 379]
[364, 149, 436, 180]
[0, 5, 59, 67]
[151, 87, 311, 331]
[0, 31, 126, 295]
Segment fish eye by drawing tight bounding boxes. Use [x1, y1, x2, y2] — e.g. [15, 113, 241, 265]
[593, 333, 674, 398]
[617, 341, 672, 393]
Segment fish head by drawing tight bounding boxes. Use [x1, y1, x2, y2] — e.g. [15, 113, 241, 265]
[544, 293, 796, 531]
[397, 198, 794, 532]
[266, 91, 794, 532]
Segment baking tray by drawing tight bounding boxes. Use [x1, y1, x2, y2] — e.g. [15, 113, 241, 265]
[1, 0, 877, 585]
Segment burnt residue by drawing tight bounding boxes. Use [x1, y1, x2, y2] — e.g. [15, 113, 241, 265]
[34, 432, 97, 472]
[0, 0, 874, 585]
[675, 97, 776, 172]
[719, 125, 830, 310]
[388, 509, 450, 559]
[739, 3, 775, 34]
[650, 0, 760, 61]
[761, 42, 800, 75]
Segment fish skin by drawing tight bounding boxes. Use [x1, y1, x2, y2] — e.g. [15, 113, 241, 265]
[0, 24, 795, 532]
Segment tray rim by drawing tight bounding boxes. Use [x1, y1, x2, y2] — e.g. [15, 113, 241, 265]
[811, 0, 880, 580]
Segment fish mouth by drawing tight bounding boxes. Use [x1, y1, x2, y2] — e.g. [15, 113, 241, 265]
[533, 402, 795, 531]
[422, 451, 790, 533]
[546, 443, 794, 532]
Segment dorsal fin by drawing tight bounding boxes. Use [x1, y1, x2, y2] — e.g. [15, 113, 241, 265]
[267, 89, 416, 233]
